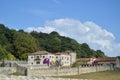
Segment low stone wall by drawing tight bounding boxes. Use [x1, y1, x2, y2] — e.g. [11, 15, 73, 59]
[0, 61, 115, 77]
[115, 67, 120, 71]
[13, 63, 27, 75]
[27, 64, 114, 77]
[0, 67, 16, 74]
[27, 64, 49, 69]
[27, 67, 78, 77]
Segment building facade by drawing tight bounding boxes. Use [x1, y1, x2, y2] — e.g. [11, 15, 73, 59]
[28, 51, 76, 67]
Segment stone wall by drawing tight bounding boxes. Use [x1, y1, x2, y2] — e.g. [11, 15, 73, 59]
[0, 67, 16, 74]
[27, 64, 114, 77]
[0, 60, 115, 77]
[27, 64, 49, 69]
[13, 63, 27, 75]
[116, 57, 120, 68]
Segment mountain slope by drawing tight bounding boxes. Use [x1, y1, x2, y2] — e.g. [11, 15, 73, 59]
[0, 24, 106, 60]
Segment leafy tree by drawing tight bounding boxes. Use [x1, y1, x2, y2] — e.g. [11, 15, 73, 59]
[0, 45, 8, 60]
[7, 53, 16, 60]
[0, 24, 106, 59]
[79, 43, 90, 58]
[13, 32, 39, 59]
[20, 53, 28, 60]
[0, 24, 15, 53]
[49, 31, 60, 37]
[46, 37, 61, 52]
[30, 31, 49, 50]
[70, 39, 79, 50]
[31, 31, 106, 58]
[95, 50, 106, 58]
[0, 45, 8, 67]
[60, 37, 73, 51]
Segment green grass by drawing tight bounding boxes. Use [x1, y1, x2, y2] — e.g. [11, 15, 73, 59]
[54, 71, 120, 80]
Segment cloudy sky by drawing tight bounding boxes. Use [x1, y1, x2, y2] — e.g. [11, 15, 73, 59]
[0, 0, 120, 57]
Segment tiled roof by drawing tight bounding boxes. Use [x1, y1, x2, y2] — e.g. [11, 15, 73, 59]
[76, 58, 91, 62]
[55, 52, 69, 55]
[95, 57, 116, 62]
[76, 57, 117, 62]
[29, 50, 75, 56]
[55, 51, 75, 55]
[30, 51, 53, 55]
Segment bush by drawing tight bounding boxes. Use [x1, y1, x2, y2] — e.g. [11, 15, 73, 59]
[72, 62, 79, 67]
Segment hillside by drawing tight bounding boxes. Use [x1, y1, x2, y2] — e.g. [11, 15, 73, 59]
[0, 24, 106, 60]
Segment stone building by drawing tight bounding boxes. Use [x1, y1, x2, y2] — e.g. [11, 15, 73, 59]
[116, 56, 120, 67]
[28, 51, 76, 67]
[76, 57, 116, 65]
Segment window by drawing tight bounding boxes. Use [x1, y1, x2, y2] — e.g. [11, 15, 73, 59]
[43, 56, 45, 58]
[67, 57, 69, 60]
[37, 56, 39, 59]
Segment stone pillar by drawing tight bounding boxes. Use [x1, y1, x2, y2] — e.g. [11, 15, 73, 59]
[27, 68, 31, 77]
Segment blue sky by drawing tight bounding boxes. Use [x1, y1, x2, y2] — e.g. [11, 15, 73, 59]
[0, 0, 120, 57]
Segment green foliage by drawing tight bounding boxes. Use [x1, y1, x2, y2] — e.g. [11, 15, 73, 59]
[13, 31, 39, 58]
[7, 53, 16, 60]
[95, 50, 106, 58]
[0, 24, 15, 53]
[30, 31, 106, 58]
[78, 43, 94, 58]
[0, 45, 8, 60]
[72, 62, 80, 67]
[20, 53, 28, 60]
[0, 44, 8, 67]
[0, 24, 106, 60]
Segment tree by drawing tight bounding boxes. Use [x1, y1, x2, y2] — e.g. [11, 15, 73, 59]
[79, 43, 92, 58]
[0, 45, 8, 60]
[0, 24, 15, 53]
[95, 50, 106, 58]
[13, 32, 39, 59]
[49, 31, 60, 37]
[20, 53, 28, 60]
[7, 53, 16, 60]
[0, 45, 8, 67]
[46, 37, 61, 53]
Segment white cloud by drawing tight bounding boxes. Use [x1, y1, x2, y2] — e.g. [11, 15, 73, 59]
[26, 18, 120, 57]
[26, 26, 55, 33]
